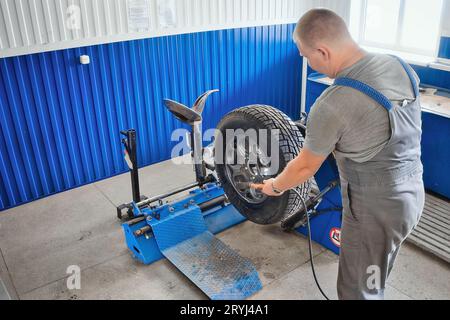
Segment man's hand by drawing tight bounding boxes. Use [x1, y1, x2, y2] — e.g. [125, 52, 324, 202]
[250, 178, 284, 197]
[251, 148, 327, 197]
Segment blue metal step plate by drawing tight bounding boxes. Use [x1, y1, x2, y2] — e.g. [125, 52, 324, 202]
[150, 205, 262, 300]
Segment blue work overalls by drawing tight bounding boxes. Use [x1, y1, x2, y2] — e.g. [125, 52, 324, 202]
[333, 56, 425, 299]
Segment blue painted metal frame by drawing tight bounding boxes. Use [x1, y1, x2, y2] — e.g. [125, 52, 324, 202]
[122, 182, 262, 299]
[122, 183, 246, 265]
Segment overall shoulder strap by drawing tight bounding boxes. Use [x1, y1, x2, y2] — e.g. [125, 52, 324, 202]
[333, 77, 393, 111]
[389, 55, 419, 98]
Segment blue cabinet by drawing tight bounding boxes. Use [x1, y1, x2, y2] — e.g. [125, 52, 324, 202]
[305, 73, 329, 113]
[421, 112, 450, 198]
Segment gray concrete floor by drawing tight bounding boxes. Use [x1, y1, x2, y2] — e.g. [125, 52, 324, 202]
[0, 157, 449, 300]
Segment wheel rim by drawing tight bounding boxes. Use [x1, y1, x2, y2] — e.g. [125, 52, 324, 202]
[224, 135, 272, 204]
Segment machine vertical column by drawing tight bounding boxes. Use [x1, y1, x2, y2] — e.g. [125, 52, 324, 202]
[191, 122, 206, 183]
[121, 129, 141, 204]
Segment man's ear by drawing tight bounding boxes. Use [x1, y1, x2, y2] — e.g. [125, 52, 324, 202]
[317, 45, 331, 61]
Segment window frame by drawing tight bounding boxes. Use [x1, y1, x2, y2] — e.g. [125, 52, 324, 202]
[352, 0, 444, 58]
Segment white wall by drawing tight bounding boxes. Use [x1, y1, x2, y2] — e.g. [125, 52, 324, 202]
[0, 0, 351, 58]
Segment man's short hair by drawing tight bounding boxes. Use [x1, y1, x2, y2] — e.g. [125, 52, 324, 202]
[293, 8, 351, 47]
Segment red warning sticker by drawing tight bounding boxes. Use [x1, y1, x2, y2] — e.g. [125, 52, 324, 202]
[329, 227, 341, 247]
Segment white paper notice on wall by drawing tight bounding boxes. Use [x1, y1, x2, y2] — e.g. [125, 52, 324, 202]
[157, 0, 177, 28]
[127, 0, 150, 32]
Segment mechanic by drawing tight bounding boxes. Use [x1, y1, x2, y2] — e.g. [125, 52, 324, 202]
[252, 8, 425, 300]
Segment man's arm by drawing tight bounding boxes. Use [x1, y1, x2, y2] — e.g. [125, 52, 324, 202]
[252, 147, 327, 196]
[252, 98, 342, 196]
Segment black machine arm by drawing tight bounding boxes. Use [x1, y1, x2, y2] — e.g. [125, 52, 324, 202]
[116, 128, 217, 221]
[120, 129, 141, 203]
[117, 129, 145, 220]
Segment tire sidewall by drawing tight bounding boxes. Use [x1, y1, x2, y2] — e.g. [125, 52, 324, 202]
[215, 108, 294, 224]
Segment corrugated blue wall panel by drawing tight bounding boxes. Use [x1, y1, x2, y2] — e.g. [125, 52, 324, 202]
[0, 24, 302, 210]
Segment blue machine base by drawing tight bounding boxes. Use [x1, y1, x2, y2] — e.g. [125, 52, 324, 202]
[149, 201, 262, 300]
[122, 171, 344, 299]
[122, 183, 262, 299]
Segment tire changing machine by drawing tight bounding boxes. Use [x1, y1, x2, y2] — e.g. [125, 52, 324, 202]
[116, 91, 343, 300]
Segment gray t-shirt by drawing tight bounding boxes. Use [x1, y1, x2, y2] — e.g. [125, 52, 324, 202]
[304, 52, 420, 163]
